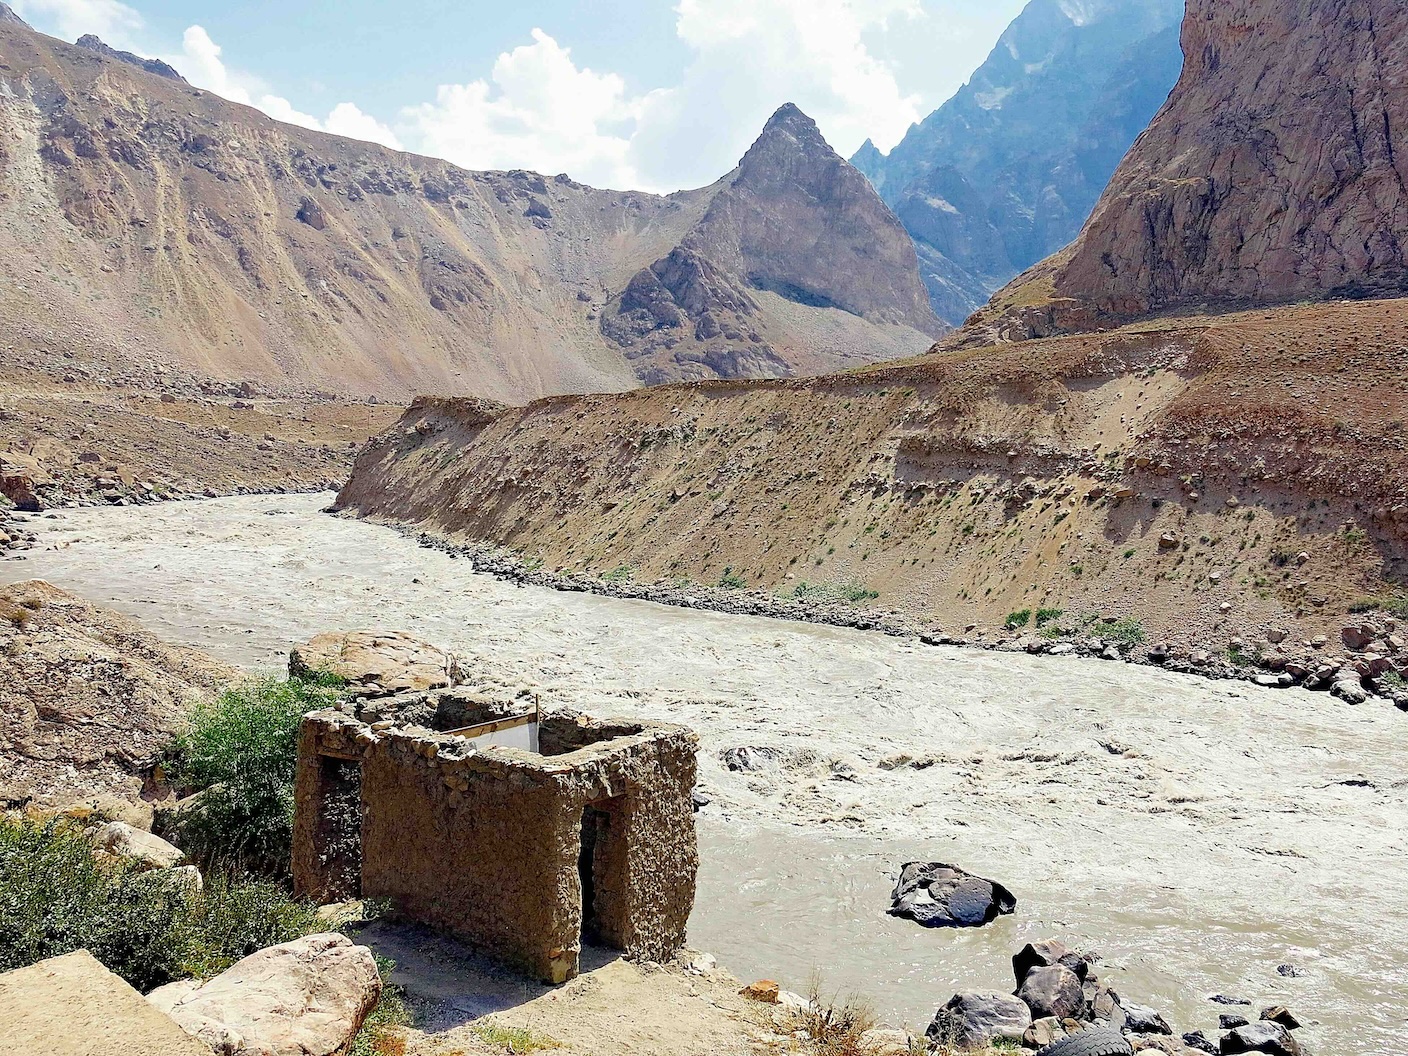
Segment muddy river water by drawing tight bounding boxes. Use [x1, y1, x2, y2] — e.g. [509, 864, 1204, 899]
[5, 494, 1405, 1053]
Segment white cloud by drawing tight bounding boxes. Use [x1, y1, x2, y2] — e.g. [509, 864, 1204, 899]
[629, 0, 925, 190]
[10, 0, 142, 48]
[161, 26, 402, 151]
[398, 29, 638, 190]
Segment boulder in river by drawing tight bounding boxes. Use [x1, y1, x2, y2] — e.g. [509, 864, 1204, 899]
[720, 745, 786, 772]
[926, 991, 1031, 1050]
[1219, 1021, 1302, 1055]
[1014, 939, 1065, 981]
[888, 862, 1016, 928]
[1017, 963, 1086, 1020]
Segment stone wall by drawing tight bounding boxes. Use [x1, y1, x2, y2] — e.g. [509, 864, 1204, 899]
[293, 702, 698, 983]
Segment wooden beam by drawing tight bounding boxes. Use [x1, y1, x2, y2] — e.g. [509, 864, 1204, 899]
[442, 712, 537, 739]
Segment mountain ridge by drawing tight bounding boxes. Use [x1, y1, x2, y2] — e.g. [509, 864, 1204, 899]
[0, 16, 936, 404]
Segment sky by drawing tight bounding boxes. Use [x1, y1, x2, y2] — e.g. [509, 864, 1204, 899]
[8, 0, 1030, 193]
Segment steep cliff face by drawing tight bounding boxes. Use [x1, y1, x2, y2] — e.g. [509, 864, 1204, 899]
[0, 20, 935, 403]
[964, 0, 1408, 341]
[601, 105, 941, 384]
[853, 0, 1185, 325]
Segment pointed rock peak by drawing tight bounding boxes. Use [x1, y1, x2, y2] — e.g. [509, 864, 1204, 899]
[75, 33, 187, 82]
[737, 103, 839, 174]
[759, 102, 826, 143]
[851, 138, 884, 167]
[0, 3, 29, 27]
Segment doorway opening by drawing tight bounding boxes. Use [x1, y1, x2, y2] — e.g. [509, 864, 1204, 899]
[578, 796, 626, 948]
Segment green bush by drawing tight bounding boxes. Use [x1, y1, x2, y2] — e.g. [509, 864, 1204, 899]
[1004, 609, 1032, 630]
[717, 567, 748, 590]
[1105, 618, 1147, 650]
[167, 675, 345, 876]
[790, 578, 880, 606]
[0, 817, 323, 993]
[1035, 608, 1064, 628]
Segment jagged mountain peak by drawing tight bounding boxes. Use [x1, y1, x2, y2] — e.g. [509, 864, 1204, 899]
[0, 3, 28, 27]
[850, 0, 1184, 326]
[74, 34, 187, 82]
[739, 103, 835, 171]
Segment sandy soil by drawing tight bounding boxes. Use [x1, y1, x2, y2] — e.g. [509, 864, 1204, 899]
[334, 298, 1408, 659]
[3, 494, 1404, 1055]
[358, 921, 782, 1056]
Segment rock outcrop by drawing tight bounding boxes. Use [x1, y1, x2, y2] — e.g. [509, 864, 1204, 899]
[960, 0, 1408, 341]
[288, 630, 464, 695]
[0, 951, 210, 1056]
[853, 0, 1185, 325]
[75, 34, 187, 81]
[147, 933, 381, 1056]
[0, 580, 236, 820]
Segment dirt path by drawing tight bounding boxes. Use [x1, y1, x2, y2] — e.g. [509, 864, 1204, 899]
[4, 494, 1405, 1055]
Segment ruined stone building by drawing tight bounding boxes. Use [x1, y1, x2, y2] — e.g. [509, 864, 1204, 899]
[292, 685, 699, 983]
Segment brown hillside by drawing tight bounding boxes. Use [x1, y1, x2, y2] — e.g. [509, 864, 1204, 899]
[337, 298, 1408, 658]
[955, 0, 1408, 345]
[0, 18, 936, 404]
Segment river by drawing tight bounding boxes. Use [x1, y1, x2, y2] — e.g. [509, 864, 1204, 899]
[4, 494, 1404, 1053]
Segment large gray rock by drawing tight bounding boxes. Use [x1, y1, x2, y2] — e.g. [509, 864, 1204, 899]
[1012, 938, 1070, 985]
[1220, 1021, 1302, 1056]
[888, 862, 1016, 928]
[93, 821, 184, 869]
[1017, 964, 1086, 1020]
[926, 991, 1032, 1050]
[148, 933, 380, 1056]
[1122, 1002, 1173, 1035]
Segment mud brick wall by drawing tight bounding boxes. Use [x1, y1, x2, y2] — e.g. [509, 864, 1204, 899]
[293, 707, 699, 983]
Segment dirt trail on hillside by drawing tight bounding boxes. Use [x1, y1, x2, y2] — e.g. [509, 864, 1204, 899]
[3, 494, 1405, 1054]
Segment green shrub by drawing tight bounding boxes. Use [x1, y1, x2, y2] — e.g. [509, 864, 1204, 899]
[601, 564, 635, 584]
[790, 578, 880, 606]
[1035, 608, 1064, 628]
[167, 676, 345, 876]
[0, 817, 322, 992]
[472, 1023, 560, 1053]
[1004, 609, 1032, 630]
[1105, 618, 1147, 650]
[717, 567, 748, 590]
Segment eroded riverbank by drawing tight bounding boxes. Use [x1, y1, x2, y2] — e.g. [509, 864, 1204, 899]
[4, 493, 1404, 1054]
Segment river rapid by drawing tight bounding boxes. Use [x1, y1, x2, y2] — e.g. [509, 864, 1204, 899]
[4, 494, 1404, 1053]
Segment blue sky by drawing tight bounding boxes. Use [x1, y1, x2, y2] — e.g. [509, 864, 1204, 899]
[11, 0, 1030, 192]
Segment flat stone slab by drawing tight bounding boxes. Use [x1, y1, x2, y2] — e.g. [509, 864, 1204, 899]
[289, 630, 463, 694]
[0, 950, 208, 1056]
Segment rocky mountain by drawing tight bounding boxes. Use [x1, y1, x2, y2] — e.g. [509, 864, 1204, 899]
[603, 105, 940, 383]
[961, 0, 1408, 343]
[0, 17, 937, 404]
[852, 0, 1185, 326]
